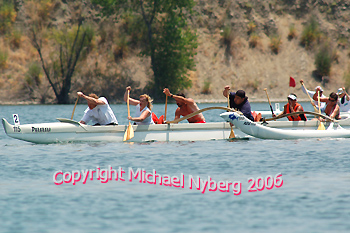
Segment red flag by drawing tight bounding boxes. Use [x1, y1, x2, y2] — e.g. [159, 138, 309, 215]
[289, 76, 296, 87]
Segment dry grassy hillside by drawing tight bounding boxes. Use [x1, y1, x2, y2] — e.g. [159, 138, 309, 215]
[0, 0, 350, 104]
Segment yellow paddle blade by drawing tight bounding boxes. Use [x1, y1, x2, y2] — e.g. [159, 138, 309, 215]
[123, 122, 134, 141]
[317, 121, 326, 130]
[229, 127, 235, 138]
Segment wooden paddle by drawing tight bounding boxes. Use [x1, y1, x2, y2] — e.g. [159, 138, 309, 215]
[227, 94, 235, 138]
[71, 96, 79, 120]
[301, 82, 318, 112]
[264, 88, 275, 116]
[123, 90, 134, 141]
[300, 82, 325, 130]
[317, 91, 326, 130]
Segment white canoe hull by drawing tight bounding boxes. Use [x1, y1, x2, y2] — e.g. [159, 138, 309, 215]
[220, 112, 350, 140]
[4, 113, 350, 143]
[2, 118, 236, 143]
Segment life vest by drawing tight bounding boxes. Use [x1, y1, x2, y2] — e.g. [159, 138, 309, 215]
[286, 103, 307, 121]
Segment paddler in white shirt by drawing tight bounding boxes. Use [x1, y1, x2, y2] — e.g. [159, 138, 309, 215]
[78, 91, 118, 125]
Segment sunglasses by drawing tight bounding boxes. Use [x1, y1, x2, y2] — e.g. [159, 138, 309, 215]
[329, 98, 337, 102]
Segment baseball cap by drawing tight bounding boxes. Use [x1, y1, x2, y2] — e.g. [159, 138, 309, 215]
[236, 90, 246, 98]
[287, 93, 297, 100]
[315, 86, 323, 92]
[337, 88, 344, 95]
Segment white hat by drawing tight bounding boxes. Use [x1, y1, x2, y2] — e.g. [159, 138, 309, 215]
[287, 94, 297, 100]
[315, 86, 324, 92]
[337, 88, 344, 95]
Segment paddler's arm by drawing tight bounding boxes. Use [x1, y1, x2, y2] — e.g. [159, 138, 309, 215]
[329, 105, 340, 119]
[223, 85, 230, 98]
[163, 88, 194, 105]
[342, 87, 350, 101]
[77, 92, 105, 105]
[300, 79, 308, 94]
[124, 86, 140, 106]
[290, 104, 304, 120]
[128, 110, 151, 122]
[312, 88, 328, 102]
[273, 105, 287, 118]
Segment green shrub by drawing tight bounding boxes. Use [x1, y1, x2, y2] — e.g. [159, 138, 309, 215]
[247, 21, 256, 35]
[120, 12, 146, 47]
[344, 65, 350, 90]
[247, 78, 260, 91]
[249, 32, 260, 48]
[52, 24, 95, 58]
[113, 35, 129, 61]
[9, 28, 22, 49]
[201, 80, 211, 94]
[270, 35, 282, 54]
[315, 42, 333, 77]
[0, 0, 17, 34]
[221, 25, 234, 47]
[337, 36, 348, 48]
[0, 48, 8, 69]
[300, 16, 320, 49]
[288, 23, 297, 40]
[25, 62, 43, 86]
[220, 25, 235, 58]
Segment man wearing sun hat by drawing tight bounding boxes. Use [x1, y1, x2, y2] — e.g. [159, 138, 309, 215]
[337, 87, 350, 112]
[273, 93, 307, 121]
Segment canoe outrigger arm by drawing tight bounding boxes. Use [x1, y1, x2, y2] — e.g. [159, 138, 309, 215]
[165, 106, 238, 124]
[56, 118, 88, 131]
[264, 111, 335, 122]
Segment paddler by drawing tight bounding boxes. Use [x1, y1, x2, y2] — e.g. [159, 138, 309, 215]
[163, 88, 206, 123]
[273, 93, 307, 121]
[78, 91, 118, 125]
[223, 86, 254, 121]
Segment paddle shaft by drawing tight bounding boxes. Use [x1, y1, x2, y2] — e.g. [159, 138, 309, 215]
[264, 89, 275, 115]
[318, 92, 321, 114]
[124, 89, 134, 141]
[301, 82, 318, 112]
[227, 94, 235, 138]
[71, 96, 79, 120]
[164, 95, 168, 122]
[227, 93, 230, 108]
[127, 90, 131, 118]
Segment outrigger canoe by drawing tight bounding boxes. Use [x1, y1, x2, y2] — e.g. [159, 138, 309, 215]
[220, 111, 350, 140]
[2, 118, 236, 144]
[3, 106, 350, 143]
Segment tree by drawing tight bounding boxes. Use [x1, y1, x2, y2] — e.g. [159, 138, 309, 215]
[93, 0, 198, 99]
[25, 0, 94, 104]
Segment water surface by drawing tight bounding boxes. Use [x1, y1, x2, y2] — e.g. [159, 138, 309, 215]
[1, 103, 349, 232]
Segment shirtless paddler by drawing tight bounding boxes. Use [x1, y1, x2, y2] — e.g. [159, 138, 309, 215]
[163, 88, 206, 123]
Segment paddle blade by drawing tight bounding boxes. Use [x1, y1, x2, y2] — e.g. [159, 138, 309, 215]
[123, 122, 134, 141]
[317, 121, 326, 130]
[229, 127, 235, 138]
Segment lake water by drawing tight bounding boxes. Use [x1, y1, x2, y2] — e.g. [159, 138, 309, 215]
[1, 102, 350, 233]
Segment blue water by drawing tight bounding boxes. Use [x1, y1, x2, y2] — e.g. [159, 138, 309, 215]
[1, 103, 350, 233]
